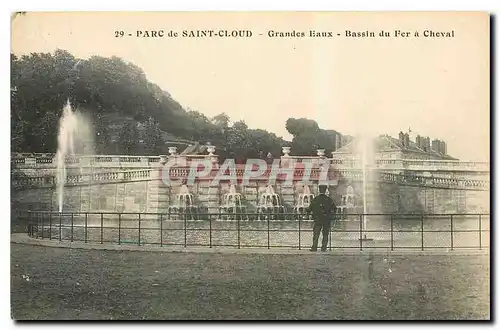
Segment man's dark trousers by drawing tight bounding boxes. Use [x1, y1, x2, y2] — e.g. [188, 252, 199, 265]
[311, 218, 331, 251]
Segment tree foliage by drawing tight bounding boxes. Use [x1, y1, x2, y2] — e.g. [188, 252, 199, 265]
[285, 118, 342, 156]
[11, 50, 344, 158]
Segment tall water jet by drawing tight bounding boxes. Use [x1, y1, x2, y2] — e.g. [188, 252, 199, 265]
[55, 100, 94, 213]
[354, 133, 376, 240]
[361, 136, 368, 232]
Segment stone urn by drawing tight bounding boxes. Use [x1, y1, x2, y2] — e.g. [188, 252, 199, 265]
[168, 147, 177, 156]
[317, 149, 326, 157]
[159, 155, 168, 164]
[282, 146, 291, 156]
[207, 144, 216, 156]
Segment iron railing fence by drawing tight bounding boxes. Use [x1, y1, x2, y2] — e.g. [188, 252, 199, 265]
[17, 211, 490, 251]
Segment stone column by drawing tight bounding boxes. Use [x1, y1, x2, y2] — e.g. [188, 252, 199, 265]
[146, 157, 171, 219]
[280, 184, 295, 212]
[281, 146, 292, 167]
[206, 183, 220, 215]
[456, 189, 467, 213]
[243, 182, 259, 211]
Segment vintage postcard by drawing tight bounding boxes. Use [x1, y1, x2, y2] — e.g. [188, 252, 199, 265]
[10, 11, 490, 320]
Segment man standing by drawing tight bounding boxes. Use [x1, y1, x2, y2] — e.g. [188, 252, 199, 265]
[307, 185, 336, 252]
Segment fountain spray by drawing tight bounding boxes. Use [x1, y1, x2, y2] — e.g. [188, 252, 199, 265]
[55, 100, 77, 212]
[55, 100, 94, 213]
[357, 133, 374, 241]
[361, 136, 368, 234]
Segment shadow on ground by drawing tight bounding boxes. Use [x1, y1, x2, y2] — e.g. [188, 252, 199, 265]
[11, 243, 490, 320]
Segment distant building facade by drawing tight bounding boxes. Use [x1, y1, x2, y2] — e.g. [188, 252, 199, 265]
[331, 131, 457, 161]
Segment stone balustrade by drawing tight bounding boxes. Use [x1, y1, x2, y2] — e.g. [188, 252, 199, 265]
[330, 158, 490, 172]
[123, 170, 152, 180]
[12, 152, 490, 173]
[298, 157, 490, 172]
[378, 172, 489, 190]
[11, 164, 489, 191]
[400, 159, 490, 172]
[12, 169, 154, 189]
[11, 151, 490, 192]
[11, 154, 161, 168]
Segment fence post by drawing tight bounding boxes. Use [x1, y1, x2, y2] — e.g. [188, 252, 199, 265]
[450, 215, 454, 250]
[209, 214, 212, 248]
[59, 212, 62, 241]
[267, 213, 270, 249]
[237, 213, 241, 249]
[359, 214, 363, 251]
[31, 212, 35, 237]
[27, 211, 32, 237]
[329, 220, 332, 252]
[298, 215, 301, 250]
[478, 214, 482, 250]
[84, 213, 88, 243]
[390, 214, 394, 251]
[26, 211, 31, 237]
[118, 213, 121, 245]
[49, 212, 52, 240]
[71, 213, 74, 242]
[184, 213, 187, 248]
[100, 213, 103, 244]
[40, 213, 44, 238]
[138, 213, 141, 246]
[421, 214, 424, 251]
[41, 214, 44, 239]
[160, 213, 163, 247]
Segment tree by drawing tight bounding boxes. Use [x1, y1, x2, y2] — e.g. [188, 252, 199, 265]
[285, 118, 320, 136]
[286, 117, 344, 155]
[211, 113, 230, 129]
[10, 50, 297, 157]
[93, 113, 112, 154]
[142, 117, 164, 155]
[227, 120, 251, 162]
[118, 121, 140, 154]
[186, 110, 212, 142]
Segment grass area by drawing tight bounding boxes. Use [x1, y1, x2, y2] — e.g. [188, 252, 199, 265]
[11, 243, 490, 320]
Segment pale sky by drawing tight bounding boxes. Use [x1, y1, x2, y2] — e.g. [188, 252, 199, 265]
[11, 12, 490, 161]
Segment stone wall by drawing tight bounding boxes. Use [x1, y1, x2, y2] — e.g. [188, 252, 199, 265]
[370, 183, 489, 214]
[325, 180, 488, 215]
[12, 177, 490, 217]
[12, 181, 151, 214]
